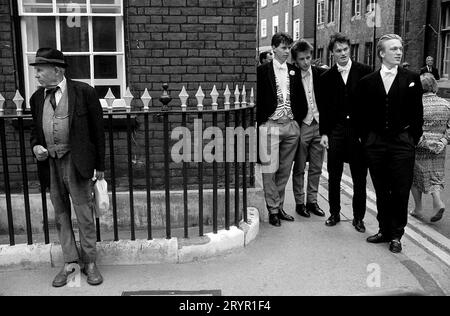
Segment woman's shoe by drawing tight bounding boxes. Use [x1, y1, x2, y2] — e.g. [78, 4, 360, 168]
[409, 211, 423, 219]
[431, 208, 445, 223]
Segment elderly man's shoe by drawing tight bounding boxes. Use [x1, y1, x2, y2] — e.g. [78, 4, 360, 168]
[325, 214, 340, 227]
[307, 203, 326, 217]
[269, 214, 281, 227]
[296, 205, 310, 218]
[353, 219, 366, 233]
[52, 263, 78, 288]
[367, 233, 391, 244]
[82, 263, 103, 286]
[389, 240, 402, 254]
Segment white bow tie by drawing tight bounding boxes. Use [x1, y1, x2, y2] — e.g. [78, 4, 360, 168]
[382, 69, 397, 76]
[338, 65, 351, 73]
[278, 65, 287, 71]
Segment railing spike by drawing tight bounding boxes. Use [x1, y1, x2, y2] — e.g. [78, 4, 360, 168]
[234, 85, 240, 109]
[196, 86, 205, 112]
[123, 87, 134, 113]
[141, 88, 152, 112]
[224, 85, 231, 110]
[179, 86, 189, 112]
[13, 90, 24, 115]
[0, 93, 5, 116]
[104, 88, 116, 113]
[210, 85, 219, 111]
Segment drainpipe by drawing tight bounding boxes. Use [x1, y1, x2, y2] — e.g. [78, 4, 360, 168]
[9, 0, 24, 97]
[339, 0, 343, 32]
[423, 0, 433, 62]
[314, 0, 317, 58]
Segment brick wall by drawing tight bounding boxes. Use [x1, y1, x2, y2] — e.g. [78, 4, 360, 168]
[0, 0, 257, 193]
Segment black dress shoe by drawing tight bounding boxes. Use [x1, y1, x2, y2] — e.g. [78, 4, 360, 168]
[278, 209, 295, 222]
[306, 203, 326, 217]
[269, 214, 281, 227]
[82, 263, 103, 286]
[325, 214, 340, 227]
[367, 233, 391, 244]
[389, 240, 402, 254]
[296, 205, 310, 218]
[52, 263, 78, 288]
[353, 219, 366, 233]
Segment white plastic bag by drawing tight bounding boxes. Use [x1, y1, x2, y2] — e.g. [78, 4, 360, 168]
[93, 179, 109, 218]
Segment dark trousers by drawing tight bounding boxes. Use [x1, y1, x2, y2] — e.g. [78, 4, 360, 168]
[364, 131, 416, 240]
[328, 124, 368, 220]
[49, 153, 97, 264]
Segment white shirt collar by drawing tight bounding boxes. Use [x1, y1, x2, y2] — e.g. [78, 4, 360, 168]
[381, 64, 398, 76]
[337, 59, 352, 72]
[301, 66, 312, 78]
[273, 58, 288, 71]
[44, 77, 67, 96]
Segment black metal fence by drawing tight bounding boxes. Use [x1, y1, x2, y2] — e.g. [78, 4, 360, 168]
[0, 84, 256, 246]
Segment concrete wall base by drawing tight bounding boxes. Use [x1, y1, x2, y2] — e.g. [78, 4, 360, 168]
[0, 207, 260, 271]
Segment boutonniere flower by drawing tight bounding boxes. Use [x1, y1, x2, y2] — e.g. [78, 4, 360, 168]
[409, 82, 415, 88]
[290, 70, 296, 76]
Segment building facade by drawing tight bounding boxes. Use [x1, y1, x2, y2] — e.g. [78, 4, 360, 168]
[0, 0, 257, 192]
[258, 0, 315, 54]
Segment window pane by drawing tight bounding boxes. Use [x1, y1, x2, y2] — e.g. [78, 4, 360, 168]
[56, 0, 87, 14]
[94, 56, 117, 79]
[91, 0, 121, 14]
[93, 17, 117, 52]
[25, 17, 56, 52]
[65, 56, 90, 79]
[60, 17, 89, 52]
[22, 0, 53, 14]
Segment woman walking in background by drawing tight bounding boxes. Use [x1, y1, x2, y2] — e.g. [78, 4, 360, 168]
[411, 73, 450, 223]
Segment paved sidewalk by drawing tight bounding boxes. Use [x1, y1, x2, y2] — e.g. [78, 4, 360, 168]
[1, 173, 449, 296]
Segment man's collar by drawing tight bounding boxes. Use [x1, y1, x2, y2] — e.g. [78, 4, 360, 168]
[58, 77, 67, 94]
[337, 59, 352, 72]
[381, 64, 398, 75]
[301, 66, 312, 78]
[273, 58, 287, 70]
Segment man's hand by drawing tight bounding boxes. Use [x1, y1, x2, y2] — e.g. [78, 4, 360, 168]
[320, 135, 329, 150]
[33, 145, 49, 162]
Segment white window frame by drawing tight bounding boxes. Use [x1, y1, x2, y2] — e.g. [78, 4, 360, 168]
[354, 0, 362, 16]
[285, 12, 289, 33]
[293, 19, 300, 41]
[18, 0, 126, 108]
[443, 33, 450, 78]
[272, 15, 279, 35]
[272, 0, 279, 3]
[293, 0, 301, 7]
[317, 0, 325, 25]
[328, 0, 335, 23]
[261, 0, 267, 8]
[261, 19, 267, 38]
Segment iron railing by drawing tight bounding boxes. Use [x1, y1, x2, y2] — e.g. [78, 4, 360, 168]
[0, 84, 256, 246]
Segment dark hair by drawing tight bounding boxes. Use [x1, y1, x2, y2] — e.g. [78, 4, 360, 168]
[328, 33, 351, 52]
[271, 32, 293, 48]
[259, 51, 271, 64]
[291, 40, 314, 60]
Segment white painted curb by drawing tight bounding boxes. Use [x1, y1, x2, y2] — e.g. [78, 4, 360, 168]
[0, 207, 260, 270]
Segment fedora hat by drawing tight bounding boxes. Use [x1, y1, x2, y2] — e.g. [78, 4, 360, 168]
[30, 48, 68, 68]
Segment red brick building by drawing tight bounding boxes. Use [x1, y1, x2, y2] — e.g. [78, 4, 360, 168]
[0, 0, 257, 192]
